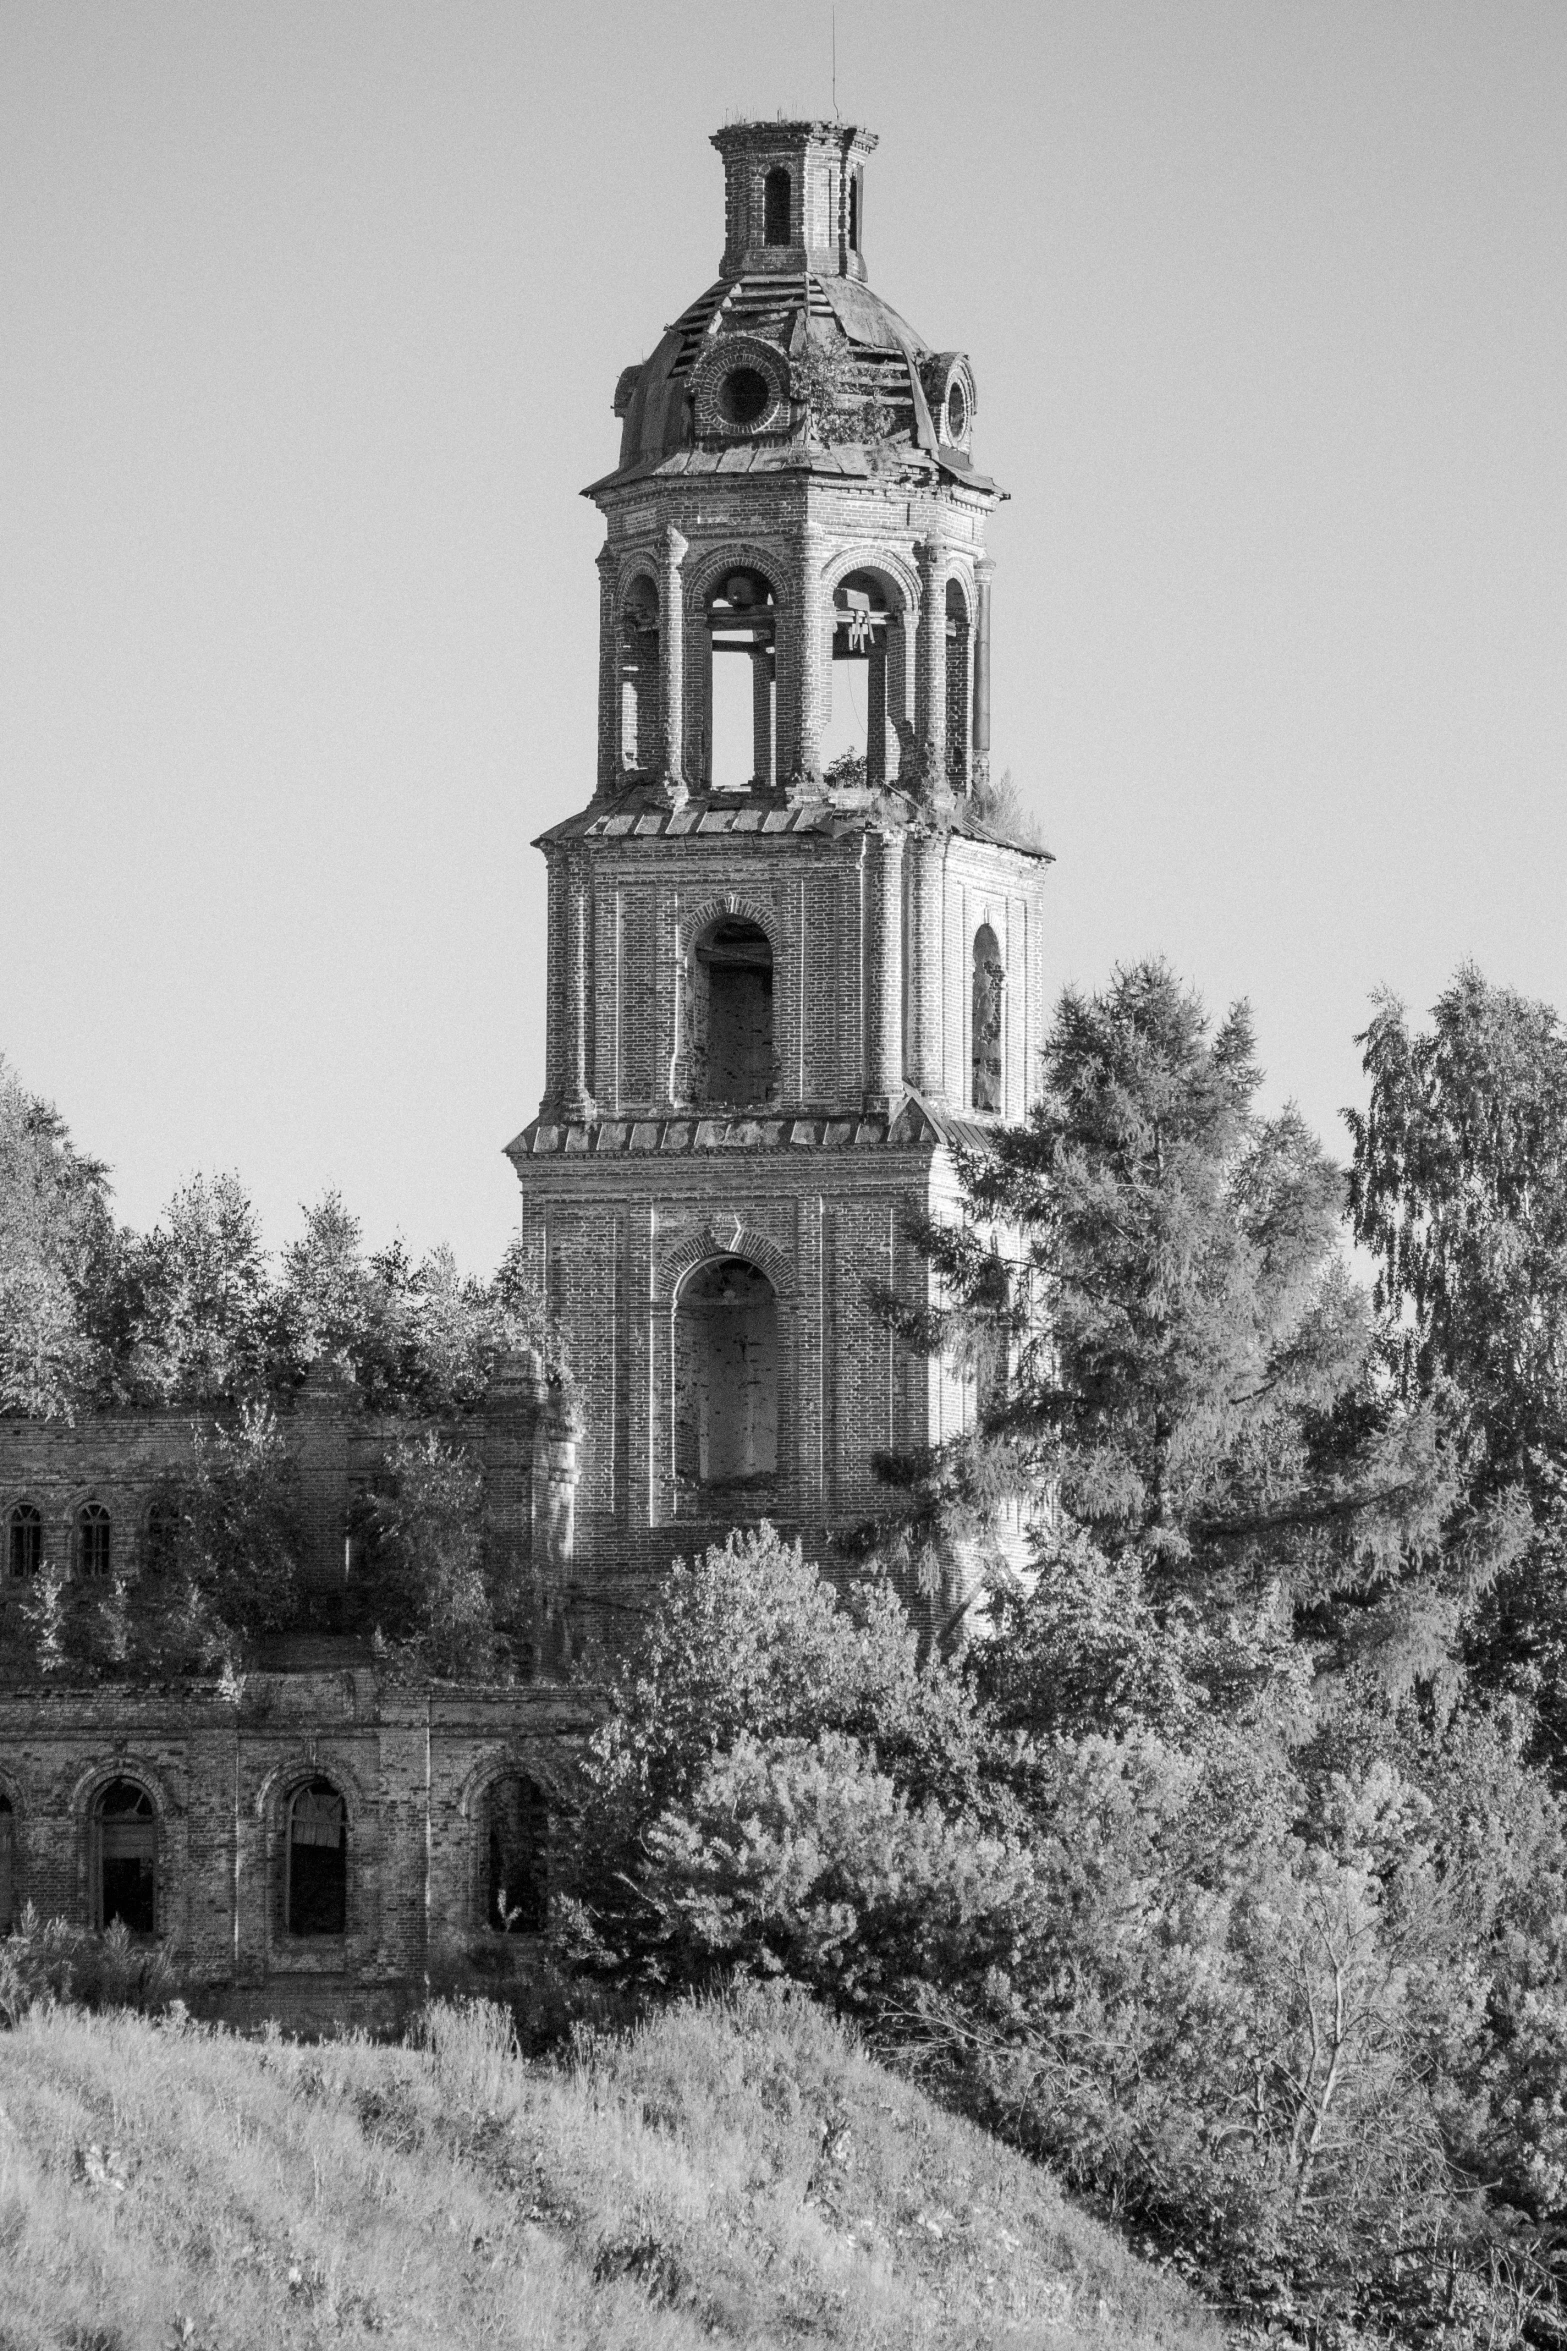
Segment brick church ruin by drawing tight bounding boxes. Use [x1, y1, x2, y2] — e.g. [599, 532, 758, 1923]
[0, 121, 1049, 2023]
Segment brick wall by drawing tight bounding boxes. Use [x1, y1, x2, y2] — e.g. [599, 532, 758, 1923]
[0, 1357, 563, 1659]
[0, 1677, 598, 2028]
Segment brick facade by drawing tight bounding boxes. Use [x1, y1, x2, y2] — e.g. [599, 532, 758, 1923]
[0, 119, 1049, 2022]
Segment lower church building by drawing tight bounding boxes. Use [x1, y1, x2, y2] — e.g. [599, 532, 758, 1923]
[0, 117, 1049, 2023]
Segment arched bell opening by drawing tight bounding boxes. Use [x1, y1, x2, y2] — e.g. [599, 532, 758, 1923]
[945, 579, 972, 791]
[822, 570, 894, 788]
[703, 568, 777, 790]
[971, 922, 1004, 1113]
[693, 916, 774, 1107]
[619, 574, 660, 776]
[674, 1256, 779, 1500]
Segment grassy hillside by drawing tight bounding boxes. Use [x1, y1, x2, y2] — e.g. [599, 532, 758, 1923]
[0, 1985, 1223, 2351]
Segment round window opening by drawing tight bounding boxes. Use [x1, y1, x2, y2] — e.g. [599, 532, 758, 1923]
[946, 380, 969, 441]
[720, 366, 772, 428]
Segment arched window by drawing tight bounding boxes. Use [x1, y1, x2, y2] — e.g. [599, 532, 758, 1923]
[703, 568, 776, 789]
[0, 1792, 14, 1935]
[826, 570, 892, 787]
[95, 1779, 156, 1934]
[77, 1502, 111, 1581]
[972, 924, 1004, 1113]
[8, 1503, 41, 1581]
[763, 166, 791, 246]
[675, 1257, 779, 1496]
[619, 574, 659, 775]
[694, 917, 774, 1105]
[483, 1773, 549, 1933]
[287, 1779, 347, 1937]
[945, 579, 971, 788]
[848, 170, 860, 252]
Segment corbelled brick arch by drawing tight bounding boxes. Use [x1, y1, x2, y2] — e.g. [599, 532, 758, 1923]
[685, 540, 794, 609]
[252, 1747, 374, 1830]
[677, 890, 783, 953]
[656, 1220, 797, 1305]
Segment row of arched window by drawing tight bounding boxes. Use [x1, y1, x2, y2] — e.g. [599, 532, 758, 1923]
[6, 1499, 120, 1581]
[617, 564, 978, 796]
[680, 907, 1007, 1119]
[0, 1771, 550, 1942]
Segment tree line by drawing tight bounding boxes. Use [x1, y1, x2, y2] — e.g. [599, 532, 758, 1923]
[0, 1062, 551, 1679]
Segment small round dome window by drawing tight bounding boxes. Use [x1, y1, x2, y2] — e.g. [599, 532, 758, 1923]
[719, 366, 771, 427]
[946, 379, 969, 442]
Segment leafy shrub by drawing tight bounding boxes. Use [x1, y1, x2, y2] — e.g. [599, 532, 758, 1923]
[360, 1434, 515, 1681]
[643, 1732, 1034, 2006]
[0, 1906, 179, 2027]
[560, 1523, 989, 1982]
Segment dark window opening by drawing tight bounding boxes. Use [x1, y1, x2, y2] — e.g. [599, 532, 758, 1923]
[763, 166, 791, 246]
[8, 1503, 41, 1581]
[945, 579, 971, 788]
[0, 1794, 14, 1936]
[697, 919, 773, 1105]
[704, 570, 777, 790]
[825, 570, 891, 786]
[718, 366, 770, 427]
[620, 574, 659, 774]
[675, 1257, 779, 1495]
[78, 1502, 111, 1581]
[972, 924, 1004, 1113]
[97, 1779, 156, 1935]
[287, 1779, 347, 1938]
[946, 379, 968, 442]
[144, 1496, 179, 1575]
[484, 1774, 549, 1933]
[343, 1472, 397, 1582]
[848, 171, 859, 251]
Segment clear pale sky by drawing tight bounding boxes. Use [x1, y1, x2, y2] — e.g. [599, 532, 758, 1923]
[2, 2, 1563, 1271]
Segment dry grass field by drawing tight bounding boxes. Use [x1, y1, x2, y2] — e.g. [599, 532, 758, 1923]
[0, 1984, 1224, 2351]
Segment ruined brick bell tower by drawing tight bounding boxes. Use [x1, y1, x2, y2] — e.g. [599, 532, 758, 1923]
[508, 121, 1051, 1634]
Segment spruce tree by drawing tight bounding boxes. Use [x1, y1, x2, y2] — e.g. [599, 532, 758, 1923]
[887, 960, 1518, 1725]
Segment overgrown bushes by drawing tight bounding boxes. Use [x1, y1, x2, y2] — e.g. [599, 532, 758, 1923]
[0, 1904, 179, 2027]
[566, 1528, 1567, 2343]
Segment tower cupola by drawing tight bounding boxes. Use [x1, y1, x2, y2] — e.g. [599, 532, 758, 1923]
[712, 120, 877, 283]
[586, 118, 1006, 810]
